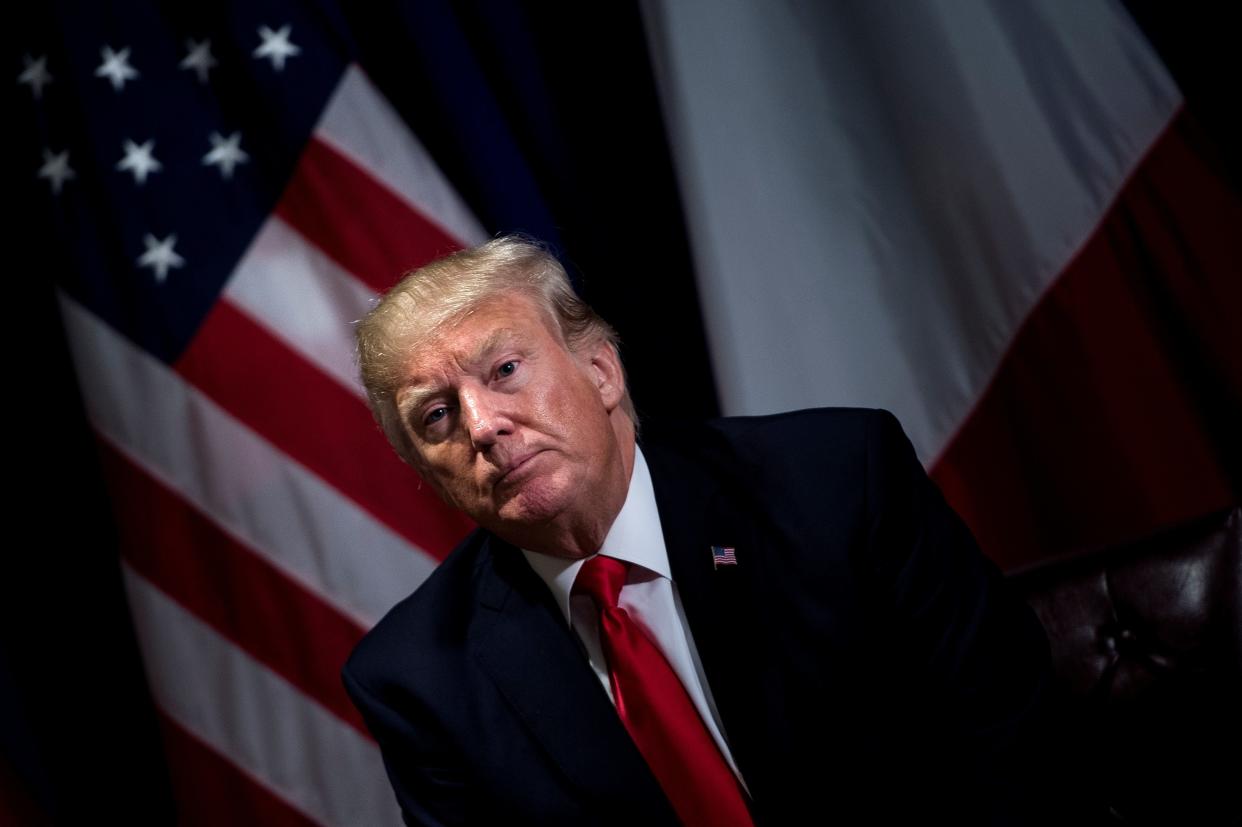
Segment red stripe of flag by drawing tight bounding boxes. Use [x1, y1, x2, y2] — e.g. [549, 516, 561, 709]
[175, 298, 474, 560]
[97, 436, 373, 736]
[157, 714, 322, 827]
[934, 110, 1242, 570]
[276, 136, 465, 292]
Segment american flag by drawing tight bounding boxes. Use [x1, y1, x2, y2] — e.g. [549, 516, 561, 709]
[21, 4, 480, 824]
[711, 546, 737, 568]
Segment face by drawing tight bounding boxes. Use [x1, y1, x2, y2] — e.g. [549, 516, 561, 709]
[394, 292, 632, 554]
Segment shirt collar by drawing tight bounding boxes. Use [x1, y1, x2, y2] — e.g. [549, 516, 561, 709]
[521, 445, 671, 627]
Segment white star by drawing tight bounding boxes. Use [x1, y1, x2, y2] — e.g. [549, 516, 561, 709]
[253, 24, 300, 71]
[38, 149, 75, 194]
[117, 139, 162, 184]
[137, 233, 185, 282]
[203, 131, 250, 179]
[95, 45, 139, 91]
[180, 39, 218, 83]
[18, 55, 53, 99]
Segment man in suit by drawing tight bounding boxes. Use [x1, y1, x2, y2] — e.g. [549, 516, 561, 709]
[343, 236, 1059, 825]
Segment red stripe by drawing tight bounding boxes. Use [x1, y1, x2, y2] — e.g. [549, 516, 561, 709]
[157, 714, 322, 827]
[174, 298, 474, 559]
[275, 136, 465, 293]
[934, 110, 1242, 571]
[97, 436, 372, 737]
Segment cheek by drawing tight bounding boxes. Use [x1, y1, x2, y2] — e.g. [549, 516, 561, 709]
[536, 373, 603, 425]
[525, 384, 575, 433]
[416, 448, 477, 500]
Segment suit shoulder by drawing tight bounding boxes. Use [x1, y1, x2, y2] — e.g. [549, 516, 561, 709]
[343, 528, 489, 691]
[643, 407, 907, 486]
[704, 406, 903, 466]
[642, 408, 909, 541]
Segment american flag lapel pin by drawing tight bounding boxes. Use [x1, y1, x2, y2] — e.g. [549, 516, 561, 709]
[711, 545, 738, 569]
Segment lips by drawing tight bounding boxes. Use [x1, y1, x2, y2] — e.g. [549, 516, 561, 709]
[495, 450, 543, 487]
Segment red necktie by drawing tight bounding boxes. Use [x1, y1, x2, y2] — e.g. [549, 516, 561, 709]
[573, 554, 754, 827]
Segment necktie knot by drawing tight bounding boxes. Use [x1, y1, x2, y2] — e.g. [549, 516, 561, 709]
[572, 554, 627, 609]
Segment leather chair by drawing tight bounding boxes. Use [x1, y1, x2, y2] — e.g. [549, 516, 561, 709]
[1008, 506, 1241, 825]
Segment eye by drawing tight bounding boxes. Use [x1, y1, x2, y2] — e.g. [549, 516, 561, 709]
[497, 360, 518, 378]
[424, 406, 449, 425]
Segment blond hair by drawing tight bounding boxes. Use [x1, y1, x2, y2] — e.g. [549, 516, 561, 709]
[356, 235, 635, 464]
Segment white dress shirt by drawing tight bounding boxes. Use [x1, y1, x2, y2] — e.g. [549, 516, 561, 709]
[521, 446, 749, 791]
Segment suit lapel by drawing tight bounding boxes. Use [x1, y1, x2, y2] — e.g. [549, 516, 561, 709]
[642, 437, 776, 816]
[469, 534, 679, 824]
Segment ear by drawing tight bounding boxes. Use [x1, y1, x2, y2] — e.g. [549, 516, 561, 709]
[584, 339, 626, 412]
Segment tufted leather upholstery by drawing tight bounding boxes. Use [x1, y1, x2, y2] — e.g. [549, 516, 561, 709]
[1008, 506, 1241, 825]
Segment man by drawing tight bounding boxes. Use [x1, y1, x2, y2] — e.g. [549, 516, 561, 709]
[343, 236, 1058, 826]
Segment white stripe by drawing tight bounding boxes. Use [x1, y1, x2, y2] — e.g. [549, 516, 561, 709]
[57, 289, 435, 627]
[122, 566, 401, 827]
[316, 64, 487, 247]
[226, 66, 490, 403]
[642, 0, 1181, 462]
[224, 216, 377, 398]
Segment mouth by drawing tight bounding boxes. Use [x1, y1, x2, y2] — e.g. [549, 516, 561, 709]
[495, 450, 544, 487]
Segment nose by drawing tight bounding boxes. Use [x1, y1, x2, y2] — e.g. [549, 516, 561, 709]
[459, 384, 513, 450]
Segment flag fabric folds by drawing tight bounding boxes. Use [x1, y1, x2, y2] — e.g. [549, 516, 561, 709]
[20, 4, 485, 824]
[642, 0, 1241, 569]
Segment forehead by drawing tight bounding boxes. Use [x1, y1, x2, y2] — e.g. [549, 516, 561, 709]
[406, 292, 561, 371]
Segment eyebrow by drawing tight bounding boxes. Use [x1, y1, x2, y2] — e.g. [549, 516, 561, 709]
[467, 328, 522, 367]
[397, 328, 524, 421]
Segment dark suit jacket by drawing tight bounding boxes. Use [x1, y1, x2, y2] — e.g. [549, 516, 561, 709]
[343, 408, 1059, 825]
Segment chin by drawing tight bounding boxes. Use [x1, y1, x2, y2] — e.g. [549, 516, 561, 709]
[492, 479, 575, 528]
